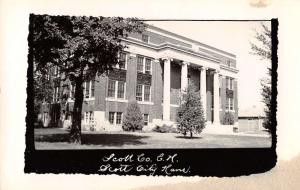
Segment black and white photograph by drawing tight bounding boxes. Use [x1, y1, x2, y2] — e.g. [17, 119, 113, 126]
[26, 14, 277, 176]
[5, 0, 300, 189]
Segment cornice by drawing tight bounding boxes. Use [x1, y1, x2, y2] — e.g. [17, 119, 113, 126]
[122, 38, 221, 63]
[220, 65, 239, 73]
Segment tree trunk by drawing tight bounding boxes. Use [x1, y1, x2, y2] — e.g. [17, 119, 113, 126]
[70, 77, 84, 144]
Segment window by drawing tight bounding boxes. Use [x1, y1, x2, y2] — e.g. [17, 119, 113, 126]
[226, 77, 234, 90]
[43, 112, 48, 123]
[45, 74, 50, 80]
[116, 112, 122, 125]
[108, 112, 122, 125]
[83, 80, 95, 99]
[85, 112, 89, 123]
[225, 77, 228, 89]
[136, 84, 151, 102]
[142, 34, 149, 43]
[108, 80, 116, 98]
[229, 97, 234, 110]
[229, 78, 234, 90]
[136, 84, 143, 101]
[84, 111, 94, 123]
[226, 98, 229, 110]
[109, 112, 115, 124]
[144, 85, 151, 101]
[137, 56, 144, 72]
[143, 114, 149, 126]
[70, 83, 75, 99]
[54, 66, 60, 77]
[226, 97, 234, 111]
[117, 81, 125, 99]
[90, 112, 94, 122]
[107, 80, 126, 99]
[91, 80, 95, 97]
[119, 52, 126, 69]
[53, 87, 59, 102]
[85, 81, 90, 98]
[137, 56, 153, 74]
[145, 58, 151, 74]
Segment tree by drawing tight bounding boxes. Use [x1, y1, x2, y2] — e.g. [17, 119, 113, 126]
[122, 101, 144, 132]
[31, 14, 146, 143]
[177, 83, 206, 138]
[250, 23, 272, 132]
[222, 111, 234, 125]
[33, 69, 53, 127]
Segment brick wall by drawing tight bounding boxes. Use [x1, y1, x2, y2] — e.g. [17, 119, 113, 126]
[105, 101, 127, 119]
[94, 75, 107, 111]
[128, 31, 192, 48]
[138, 104, 152, 120]
[189, 67, 200, 91]
[151, 60, 163, 120]
[66, 101, 95, 115]
[103, 53, 138, 120]
[126, 55, 138, 102]
[170, 63, 181, 105]
[102, 53, 164, 123]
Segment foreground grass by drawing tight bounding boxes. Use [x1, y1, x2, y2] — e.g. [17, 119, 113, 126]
[34, 128, 272, 149]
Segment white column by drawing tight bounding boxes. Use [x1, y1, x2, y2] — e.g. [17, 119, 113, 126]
[213, 70, 220, 125]
[181, 61, 188, 93]
[163, 58, 171, 121]
[200, 67, 207, 119]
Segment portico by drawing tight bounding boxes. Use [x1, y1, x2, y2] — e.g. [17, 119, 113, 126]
[162, 57, 222, 125]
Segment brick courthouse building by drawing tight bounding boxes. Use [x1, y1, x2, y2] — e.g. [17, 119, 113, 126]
[39, 25, 239, 131]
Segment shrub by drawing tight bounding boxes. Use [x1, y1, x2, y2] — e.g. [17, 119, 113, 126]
[152, 124, 178, 133]
[122, 101, 143, 131]
[222, 112, 234, 125]
[34, 120, 44, 128]
[177, 84, 206, 138]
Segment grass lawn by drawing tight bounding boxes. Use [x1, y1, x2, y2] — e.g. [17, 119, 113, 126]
[34, 128, 272, 149]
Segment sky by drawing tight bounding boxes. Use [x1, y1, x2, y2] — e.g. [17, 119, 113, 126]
[147, 21, 271, 115]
